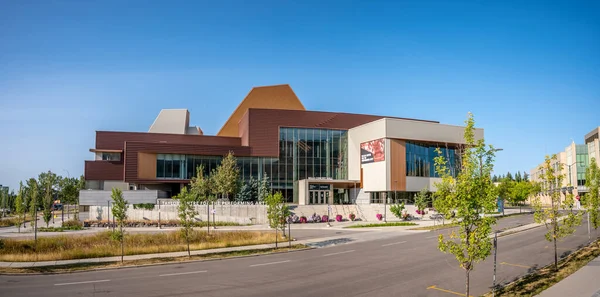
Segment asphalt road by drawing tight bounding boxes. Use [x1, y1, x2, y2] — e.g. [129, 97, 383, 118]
[3, 214, 597, 297]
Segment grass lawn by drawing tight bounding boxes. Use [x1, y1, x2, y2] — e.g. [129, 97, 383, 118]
[485, 239, 600, 297]
[0, 230, 286, 262]
[0, 245, 309, 274]
[345, 222, 418, 228]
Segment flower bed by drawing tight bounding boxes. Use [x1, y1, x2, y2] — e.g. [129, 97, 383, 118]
[336, 214, 343, 222]
[349, 213, 356, 221]
[376, 213, 383, 221]
[321, 215, 329, 222]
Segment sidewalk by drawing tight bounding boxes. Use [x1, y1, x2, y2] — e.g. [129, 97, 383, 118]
[537, 255, 600, 297]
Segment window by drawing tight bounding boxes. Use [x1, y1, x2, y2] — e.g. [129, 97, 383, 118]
[101, 152, 121, 161]
[406, 141, 457, 177]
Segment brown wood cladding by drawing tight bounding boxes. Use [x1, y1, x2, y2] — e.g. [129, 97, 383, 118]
[96, 131, 242, 150]
[124, 142, 251, 182]
[390, 139, 407, 191]
[245, 109, 438, 157]
[85, 160, 124, 181]
[137, 153, 157, 179]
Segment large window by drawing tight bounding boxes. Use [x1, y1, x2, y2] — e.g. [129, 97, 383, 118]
[101, 152, 121, 161]
[406, 141, 458, 177]
[576, 144, 589, 186]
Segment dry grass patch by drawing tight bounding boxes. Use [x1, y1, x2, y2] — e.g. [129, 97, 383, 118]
[0, 230, 285, 262]
[485, 239, 600, 297]
[0, 245, 309, 274]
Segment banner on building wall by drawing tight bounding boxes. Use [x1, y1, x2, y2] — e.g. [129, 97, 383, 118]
[360, 138, 385, 164]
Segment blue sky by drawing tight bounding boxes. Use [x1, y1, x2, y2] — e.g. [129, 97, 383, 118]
[1, 0, 599, 190]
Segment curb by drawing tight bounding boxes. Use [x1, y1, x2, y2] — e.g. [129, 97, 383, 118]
[0, 246, 314, 276]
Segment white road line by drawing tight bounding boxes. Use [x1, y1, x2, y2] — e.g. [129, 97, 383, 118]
[322, 250, 356, 257]
[54, 279, 110, 286]
[249, 260, 291, 267]
[159, 270, 207, 277]
[382, 241, 407, 247]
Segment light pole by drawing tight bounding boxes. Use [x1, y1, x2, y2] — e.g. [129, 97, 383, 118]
[492, 230, 499, 296]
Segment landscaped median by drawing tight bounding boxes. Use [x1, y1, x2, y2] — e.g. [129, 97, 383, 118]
[0, 245, 308, 274]
[345, 222, 418, 228]
[0, 230, 287, 262]
[484, 239, 600, 297]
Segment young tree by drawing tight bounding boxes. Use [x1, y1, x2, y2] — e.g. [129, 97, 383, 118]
[389, 202, 405, 219]
[506, 172, 513, 181]
[496, 178, 513, 214]
[111, 188, 129, 263]
[265, 192, 289, 231]
[14, 182, 25, 233]
[175, 187, 198, 258]
[433, 113, 498, 297]
[533, 154, 582, 271]
[27, 178, 38, 228]
[42, 181, 53, 227]
[213, 152, 240, 200]
[585, 157, 600, 230]
[414, 187, 429, 218]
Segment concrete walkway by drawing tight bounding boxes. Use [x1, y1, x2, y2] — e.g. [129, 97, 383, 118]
[537, 255, 600, 297]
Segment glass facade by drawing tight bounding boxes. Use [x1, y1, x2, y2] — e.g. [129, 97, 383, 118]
[406, 141, 458, 177]
[156, 127, 348, 203]
[576, 144, 589, 186]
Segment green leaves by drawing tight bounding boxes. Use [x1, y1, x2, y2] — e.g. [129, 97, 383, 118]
[213, 152, 240, 200]
[433, 113, 497, 277]
[265, 192, 289, 229]
[111, 188, 128, 227]
[585, 158, 600, 230]
[389, 203, 405, 219]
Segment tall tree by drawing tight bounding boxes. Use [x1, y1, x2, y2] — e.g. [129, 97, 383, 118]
[111, 188, 128, 263]
[213, 152, 240, 200]
[257, 173, 271, 202]
[433, 113, 498, 297]
[265, 192, 289, 231]
[510, 181, 533, 212]
[506, 171, 513, 181]
[524, 172, 530, 182]
[14, 182, 25, 233]
[175, 187, 198, 258]
[42, 181, 53, 227]
[515, 171, 523, 182]
[533, 154, 582, 271]
[585, 157, 600, 230]
[497, 178, 514, 211]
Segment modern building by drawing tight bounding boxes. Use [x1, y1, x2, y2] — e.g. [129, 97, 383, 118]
[530, 140, 591, 202]
[81, 84, 483, 208]
[586, 127, 600, 168]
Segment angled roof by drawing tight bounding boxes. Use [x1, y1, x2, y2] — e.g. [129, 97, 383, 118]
[217, 84, 306, 137]
[148, 109, 190, 135]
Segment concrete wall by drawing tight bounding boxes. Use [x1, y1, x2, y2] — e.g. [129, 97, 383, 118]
[89, 202, 268, 225]
[405, 176, 442, 192]
[348, 119, 387, 181]
[362, 161, 387, 192]
[103, 181, 129, 191]
[384, 118, 484, 144]
[80, 190, 160, 206]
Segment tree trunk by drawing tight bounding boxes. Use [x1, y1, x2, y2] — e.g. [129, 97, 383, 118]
[465, 269, 470, 297]
[186, 228, 191, 258]
[120, 226, 124, 263]
[553, 236, 558, 271]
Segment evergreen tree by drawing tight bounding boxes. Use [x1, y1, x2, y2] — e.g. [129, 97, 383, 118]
[585, 158, 600, 230]
[492, 175, 498, 183]
[524, 172, 530, 182]
[257, 173, 271, 202]
[515, 171, 523, 182]
[14, 182, 25, 233]
[506, 171, 513, 181]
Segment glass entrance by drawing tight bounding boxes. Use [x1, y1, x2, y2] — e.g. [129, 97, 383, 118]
[309, 190, 329, 204]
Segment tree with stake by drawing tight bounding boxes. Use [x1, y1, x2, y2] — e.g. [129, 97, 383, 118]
[585, 157, 600, 231]
[532, 154, 582, 271]
[27, 178, 38, 247]
[175, 187, 197, 258]
[111, 188, 128, 263]
[433, 112, 498, 297]
[42, 181, 53, 227]
[265, 192, 289, 246]
[189, 165, 216, 233]
[14, 182, 25, 233]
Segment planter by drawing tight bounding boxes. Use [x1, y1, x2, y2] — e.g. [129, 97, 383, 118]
[321, 215, 329, 222]
[300, 216, 307, 224]
[376, 213, 383, 221]
[348, 213, 356, 221]
[335, 214, 343, 222]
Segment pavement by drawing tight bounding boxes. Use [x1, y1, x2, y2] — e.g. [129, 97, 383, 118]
[537, 253, 600, 297]
[5, 213, 597, 297]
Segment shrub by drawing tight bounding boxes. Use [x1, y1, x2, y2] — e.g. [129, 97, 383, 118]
[312, 214, 321, 223]
[349, 213, 356, 221]
[389, 203, 405, 219]
[63, 220, 83, 229]
[336, 214, 343, 222]
[133, 203, 155, 210]
[376, 213, 383, 221]
[299, 216, 307, 223]
[321, 215, 329, 222]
